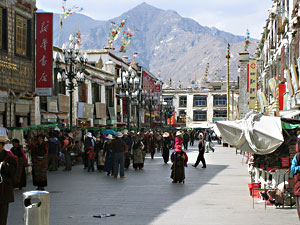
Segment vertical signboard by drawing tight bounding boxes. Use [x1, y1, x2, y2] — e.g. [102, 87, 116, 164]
[142, 71, 155, 94]
[36, 13, 53, 96]
[248, 60, 257, 109]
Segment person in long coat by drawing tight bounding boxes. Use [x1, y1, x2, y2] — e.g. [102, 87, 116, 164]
[132, 135, 144, 170]
[162, 132, 171, 164]
[170, 145, 188, 183]
[148, 132, 156, 159]
[0, 136, 17, 225]
[11, 139, 29, 189]
[31, 135, 48, 190]
[95, 135, 105, 171]
[103, 135, 114, 176]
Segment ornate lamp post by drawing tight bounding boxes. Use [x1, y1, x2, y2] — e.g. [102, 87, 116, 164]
[55, 34, 88, 130]
[163, 101, 175, 129]
[117, 66, 140, 130]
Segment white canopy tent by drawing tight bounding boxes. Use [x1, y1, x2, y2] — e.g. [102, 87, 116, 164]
[216, 112, 284, 155]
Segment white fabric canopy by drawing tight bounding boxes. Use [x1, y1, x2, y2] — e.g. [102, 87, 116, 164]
[216, 112, 284, 155]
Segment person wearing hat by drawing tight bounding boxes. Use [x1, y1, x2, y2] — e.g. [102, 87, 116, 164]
[84, 132, 94, 169]
[123, 131, 133, 169]
[0, 136, 17, 225]
[174, 131, 183, 148]
[111, 132, 126, 178]
[162, 132, 171, 164]
[192, 134, 206, 168]
[132, 135, 144, 170]
[170, 144, 188, 184]
[103, 135, 114, 176]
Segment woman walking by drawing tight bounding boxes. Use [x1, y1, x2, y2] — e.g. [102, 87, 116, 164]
[170, 145, 188, 183]
[31, 135, 48, 190]
[192, 134, 206, 168]
[132, 135, 144, 170]
[95, 135, 105, 171]
[11, 139, 29, 189]
[162, 132, 170, 164]
[103, 135, 114, 176]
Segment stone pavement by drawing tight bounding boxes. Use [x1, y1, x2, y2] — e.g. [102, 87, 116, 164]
[8, 142, 299, 225]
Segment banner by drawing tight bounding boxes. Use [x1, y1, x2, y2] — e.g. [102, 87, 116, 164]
[95, 102, 107, 119]
[248, 60, 257, 109]
[78, 102, 94, 118]
[58, 94, 69, 112]
[36, 13, 53, 96]
[142, 71, 155, 94]
[47, 96, 58, 113]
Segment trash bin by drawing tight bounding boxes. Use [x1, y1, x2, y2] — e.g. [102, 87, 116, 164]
[23, 191, 50, 225]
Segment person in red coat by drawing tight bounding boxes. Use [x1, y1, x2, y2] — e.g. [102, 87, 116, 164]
[0, 136, 17, 225]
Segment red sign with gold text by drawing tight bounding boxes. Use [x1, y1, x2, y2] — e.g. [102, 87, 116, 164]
[36, 13, 53, 96]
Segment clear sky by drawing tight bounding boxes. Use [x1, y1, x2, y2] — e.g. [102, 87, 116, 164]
[37, 0, 271, 39]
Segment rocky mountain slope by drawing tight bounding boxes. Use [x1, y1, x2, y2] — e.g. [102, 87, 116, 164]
[52, 2, 256, 86]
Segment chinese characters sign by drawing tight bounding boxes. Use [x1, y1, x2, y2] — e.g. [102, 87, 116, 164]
[36, 13, 53, 96]
[248, 60, 257, 109]
[142, 71, 155, 94]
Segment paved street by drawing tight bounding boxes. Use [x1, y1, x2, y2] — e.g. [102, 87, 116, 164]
[8, 142, 299, 225]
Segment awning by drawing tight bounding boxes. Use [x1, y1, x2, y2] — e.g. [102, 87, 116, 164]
[281, 110, 300, 119]
[191, 122, 214, 129]
[216, 111, 284, 155]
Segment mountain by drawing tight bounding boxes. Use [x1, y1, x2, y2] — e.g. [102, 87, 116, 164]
[51, 2, 256, 86]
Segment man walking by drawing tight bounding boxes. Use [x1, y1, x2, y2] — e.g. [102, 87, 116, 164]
[112, 132, 126, 178]
[192, 134, 206, 168]
[183, 130, 189, 150]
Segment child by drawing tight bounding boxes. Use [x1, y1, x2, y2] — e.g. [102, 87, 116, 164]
[87, 146, 95, 172]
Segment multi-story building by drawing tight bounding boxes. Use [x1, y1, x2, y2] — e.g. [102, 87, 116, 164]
[0, 0, 36, 127]
[162, 81, 238, 128]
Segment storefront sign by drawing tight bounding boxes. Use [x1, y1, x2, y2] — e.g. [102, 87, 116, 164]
[16, 104, 30, 116]
[248, 60, 257, 109]
[47, 96, 58, 113]
[108, 107, 117, 124]
[36, 13, 53, 96]
[95, 102, 107, 119]
[58, 94, 69, 112]
[142, 71, 155, 94]
[279, 84, 286, 110]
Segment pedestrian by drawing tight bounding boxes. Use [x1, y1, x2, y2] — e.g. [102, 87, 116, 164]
[84, 132, 94, 169]
[149, 131, 156, 159]
[175, 131, 183, 147]
[192, 134, 207, 168]
[62, 133, 72, 171]
[31, 135, 48, 190]
[11, 139, 29, 189]
[290, 136, 300, 220]
[0, 136, 17, 225]
[190, 130, 195, 146]
[112, 132, 126, 178]
[162, 132, 170, 164]
[183, 130, 189, 150]
[132, 135, 144, 170]
[170, 145, 188, 183]
[95, 135, 105, 171]
[123, 131, 132, 169]
[205, 131, 215, 153]
[87, 146, 95, 172]
[47, 133, 59, 171]
[103, 135, 114, 176]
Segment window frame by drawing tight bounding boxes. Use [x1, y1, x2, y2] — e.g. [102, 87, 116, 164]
[213, 95, 227, 107]
[15, 14, 27, 56]
[179, 96, 187, 108]
[193, 110, 207, 121]
[213, 109, 227, 118]
[193, 95, 207, 107]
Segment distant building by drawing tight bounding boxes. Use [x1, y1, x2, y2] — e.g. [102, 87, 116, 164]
[162, 81, 239, 128]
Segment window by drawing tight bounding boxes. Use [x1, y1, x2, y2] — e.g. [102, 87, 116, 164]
[0, 8, 7, 50]
[213, 110, 227, 118]
[193, 96, 207, 107]
[163, 96, 173, 105]
[213, 86, 221, 90]
[214, 95, 227, 106]
[106, 86, 114, 107]
[193, 110, 207, 121]
[179, 96, 187, 107]
[16, 15, 27, 56]
[92, 83, 101, 102]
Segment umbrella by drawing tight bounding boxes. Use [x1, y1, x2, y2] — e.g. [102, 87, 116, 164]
[102, 129, 117, 135]
[216, 112, 284, 155]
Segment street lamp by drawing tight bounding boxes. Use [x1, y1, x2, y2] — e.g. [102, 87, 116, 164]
[144, 90, 159, 129]
[55, 34, 88, 130]
[117, 66, 140, 130]
[163, 101, 175, 129]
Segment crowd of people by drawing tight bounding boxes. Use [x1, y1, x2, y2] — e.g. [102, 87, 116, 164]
[0, 127, 219, 224]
